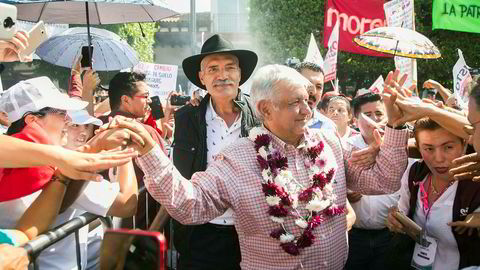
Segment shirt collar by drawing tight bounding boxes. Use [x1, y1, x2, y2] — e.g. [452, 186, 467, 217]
[260, 125, 309, 151]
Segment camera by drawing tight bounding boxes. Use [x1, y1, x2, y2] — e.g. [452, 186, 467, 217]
[171, 95, 191, 106]
[0, 3, 17, 41]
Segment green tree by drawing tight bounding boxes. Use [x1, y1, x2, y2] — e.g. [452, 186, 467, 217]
[249, 0, 480, 94]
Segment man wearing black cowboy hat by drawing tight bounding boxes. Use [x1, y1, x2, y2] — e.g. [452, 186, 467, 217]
[172, 34, 259, 270]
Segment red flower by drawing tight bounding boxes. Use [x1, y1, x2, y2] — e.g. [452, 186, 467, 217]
[326, 168, 335, 182]
[257, 155, 269, 170]
[307, 141, 324, 160]
[298, 187, 313, 202]
[268, 205, 289, 217]
[270, 228, 285, 239]
[280, 195, 293, 206]
[268, 151, 288, 171]
[296, 229, 315, 248]
[309, 214, 326, 229]
[325, 205, 346, 216]
[262, 183, 277, 196]
[312, 172, 329, 189]
[254, 134, 271, 151]
[280, 242, 300, 256]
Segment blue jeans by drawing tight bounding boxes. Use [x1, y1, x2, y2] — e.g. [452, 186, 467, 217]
[345, 227, 393, 270]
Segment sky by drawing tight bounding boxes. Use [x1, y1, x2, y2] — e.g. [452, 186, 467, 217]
[163, 0, 211, 13]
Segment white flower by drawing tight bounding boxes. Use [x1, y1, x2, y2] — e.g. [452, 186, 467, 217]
[248, 127, 266, 141]
[270, 216, 285, 223]
[306, 197, 331, 212]
[266, 195, 281, 206]
[279, 233, 295, 243]
[291, 194, 299, 209]
[279, 170, 293, 179]
[313, 188, 323, 200]
[262, 169, 272, 182]
[295, 218, 308, 229]
[258, 146, 269, 159]
[274, 173, 288, 188]
[323, 183, 333, 196]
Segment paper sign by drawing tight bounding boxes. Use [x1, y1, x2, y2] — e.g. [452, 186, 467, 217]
[369, 75, 384, 94]
[133, 62, 178, 102]
[384, 0, 417, 88]
[452, 49, 472, 109]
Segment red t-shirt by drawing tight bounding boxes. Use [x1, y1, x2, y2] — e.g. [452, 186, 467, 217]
[0, 123, 55, 202]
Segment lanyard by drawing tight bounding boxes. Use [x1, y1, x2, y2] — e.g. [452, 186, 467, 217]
[418, 174, 453, 221]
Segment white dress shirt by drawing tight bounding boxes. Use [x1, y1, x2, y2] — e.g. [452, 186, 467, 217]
[346, 134, 402, 229]
[397, 162, 480, 270]
[206, 99, 242, 225]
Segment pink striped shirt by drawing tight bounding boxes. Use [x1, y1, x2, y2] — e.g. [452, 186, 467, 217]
[137, 126, 408, 269]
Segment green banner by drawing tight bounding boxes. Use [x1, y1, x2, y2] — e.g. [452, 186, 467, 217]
[432, 0, 480, 33]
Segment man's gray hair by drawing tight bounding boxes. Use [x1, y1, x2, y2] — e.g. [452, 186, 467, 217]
[250, 64, 312, 120]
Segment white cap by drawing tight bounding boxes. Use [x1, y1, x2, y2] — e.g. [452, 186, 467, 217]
[0, 77, 88, 123]
[69, 109, 102, 126]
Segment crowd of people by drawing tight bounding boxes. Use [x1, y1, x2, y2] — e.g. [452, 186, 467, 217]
[0, 28, 479, 270]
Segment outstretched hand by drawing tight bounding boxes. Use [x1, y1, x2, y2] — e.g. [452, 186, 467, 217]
[448, 212, 480, 237]
[450, 153, 480, 181]
[349, 129, 382, 169]
[97, 116, 156, 156]
[55, 146, 137, 181]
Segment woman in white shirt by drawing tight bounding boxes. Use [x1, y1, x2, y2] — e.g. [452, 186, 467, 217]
[386, 117, 480, 270]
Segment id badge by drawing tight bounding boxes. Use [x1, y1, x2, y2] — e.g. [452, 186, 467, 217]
[411, 235, 438, 270]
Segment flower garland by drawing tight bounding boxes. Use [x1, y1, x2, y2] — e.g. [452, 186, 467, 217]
[249, 127, 345, 256]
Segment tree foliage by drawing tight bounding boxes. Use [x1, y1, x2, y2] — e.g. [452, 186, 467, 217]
[249, 0, 480, 94]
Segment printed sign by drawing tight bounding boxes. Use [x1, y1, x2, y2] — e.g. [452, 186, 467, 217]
[133, 62, 178, 101]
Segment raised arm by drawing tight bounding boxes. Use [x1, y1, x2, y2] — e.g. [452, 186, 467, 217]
[104, 116, 233, 225]
[0, 135, 136, 180]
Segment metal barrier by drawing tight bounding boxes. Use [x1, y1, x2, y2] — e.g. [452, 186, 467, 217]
[22, 213, 108, 270]
[21, 186, 180, 269]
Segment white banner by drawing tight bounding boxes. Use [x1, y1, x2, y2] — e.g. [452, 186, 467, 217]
[324, 20, 339, 83]
[369, 75, 384, 94]
[133, 62, 178, 101]
[304, 33, 324, 67]
[384, 0, 417, 88]
[453, 49, 472, 109]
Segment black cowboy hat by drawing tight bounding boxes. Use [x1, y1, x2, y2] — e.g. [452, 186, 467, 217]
[182, 34, 258, 90]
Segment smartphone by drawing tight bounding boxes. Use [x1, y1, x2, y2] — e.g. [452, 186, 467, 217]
[0, 3, 17, 41]
[81, 45, 94, 68]
[150, 96, 165, 120]
[18, 21, 47, 60]
[170, 95, 191, 106]
[393, 211, 425, 245]
[100, 229, 166, 270]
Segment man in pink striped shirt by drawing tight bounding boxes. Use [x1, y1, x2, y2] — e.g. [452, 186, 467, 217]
[108, 65, 409, 270]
